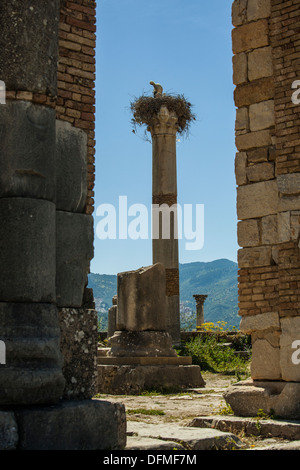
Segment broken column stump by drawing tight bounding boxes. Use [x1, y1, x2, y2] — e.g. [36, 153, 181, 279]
[98, 263, 205, 394]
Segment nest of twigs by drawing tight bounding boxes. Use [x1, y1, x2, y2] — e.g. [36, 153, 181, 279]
[130, 93, 196, 138]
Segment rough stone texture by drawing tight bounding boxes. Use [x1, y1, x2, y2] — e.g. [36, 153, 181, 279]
[238, 246, 272, 268]
[232, 0, 248, 26]
[116, 263, 167, 331]
[56, 210, 94, 308]
[237, 180, 278, 220]
[224, 380, 300, 419]
[246, 162, 274, 183]
[240, 311, 280, 333]
[0, 198, 56, 303]
[232, 53, 247, 85]
[56, 119, 87, 212]
[59, 307, 98, 400]
[248, 47, 273, 81]
[235, 152, 247, 185]
[107, 305, 117, 340]
[0, 0, 60, 95]
[280, 316, 300, 382]
[97, 364, 205, 395]
[235, 128, 273, 150]
[232, 19, 269, 54]
[0, 101, 56, 200]
[249, 100, 274, 132]
[0, 411, 18, 450]
[251, 337, 281, 380]
[234, 77, 274, 108]
[108, 330, 177, 358]
[0, 302, 65, 405]
[15, 399, 126, 450]
[261, 214, 277, 244]
[237, 219, 260, 247]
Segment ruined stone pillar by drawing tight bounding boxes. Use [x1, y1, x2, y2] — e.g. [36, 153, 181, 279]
[0, 0, 65, 405]
[130, 85, 195, 345]
[193, 295, 208, 328]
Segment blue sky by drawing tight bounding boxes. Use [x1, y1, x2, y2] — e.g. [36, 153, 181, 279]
[91, 0, 238, 275]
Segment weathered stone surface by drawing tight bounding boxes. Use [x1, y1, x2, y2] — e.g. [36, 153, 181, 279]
[236, 129, 272, 151]
[232, 19, 269, 54]
[247, 147, 269, 163]
[97, 364, 205, 395]
[232, 0, 248, 26]
[59, 307, 98, 400]
[237, 180, 278, 219]
[247, 0, 271, 22]
[246, 162, 274, 182]
[240, 311, 280, 333]
[234, 77, 274, 107]
[56, 120, 87, 212]
[0, 0, 60, 95]
[235, 152, 247, 185]
[0, 198, 56, 302]
[224, 380, 300, 419]
[290, 211, 300, 240]
[0, 101, 56, 200]
[116, 263, 167, 331]
[238, 246, 272, 268]
[107, 305, 117, 339]
[248, 46, 273, 81]
[277, 174, 300, 196]
[126, 421, 242, 451]
[237, 219, 260, 247]
[235, 107, 249, 131]
[278, 211, 291, 243]
[108, 330, 177, 358]
[0, 302, 65, 405]
[280, 316, 300, 382]
[261, 214, 277, 244]
[0, 411, 18, 450]
[15, 399, 126, 450]
[251, 338, 281, 380]
[249, 100, 275, 131]
[56, 211, 94, 308]
[232, 53, 247, 85]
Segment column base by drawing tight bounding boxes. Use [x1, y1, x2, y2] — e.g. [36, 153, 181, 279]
[224, 378, 300, 419]
[0, 399, 126, 450]
[97, 362, 205, 395]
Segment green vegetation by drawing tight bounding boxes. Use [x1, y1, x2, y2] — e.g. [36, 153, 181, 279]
[177, 327, 251, 379]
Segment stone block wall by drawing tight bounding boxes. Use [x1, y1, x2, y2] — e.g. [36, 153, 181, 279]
[233, 0, 300, 381]
[0, 1, 98, 404]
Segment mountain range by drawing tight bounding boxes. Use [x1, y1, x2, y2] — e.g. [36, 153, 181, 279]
[88, 258, 239, 331]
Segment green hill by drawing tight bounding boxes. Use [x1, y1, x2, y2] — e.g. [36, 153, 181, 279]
[88, 258, 239, 331]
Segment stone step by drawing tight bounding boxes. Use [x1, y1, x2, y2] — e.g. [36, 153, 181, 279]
[188, 415, 300, 440]
[125, 421, 243, 450]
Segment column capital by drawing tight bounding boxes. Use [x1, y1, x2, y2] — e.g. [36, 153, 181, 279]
[148, 105, 179, 136]
[193, 294, 208, 305]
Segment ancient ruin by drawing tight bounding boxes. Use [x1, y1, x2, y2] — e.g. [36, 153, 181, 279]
[224, 0, 300, 419]
[98, 263, 205, 394]
[0, 0, 126, 450]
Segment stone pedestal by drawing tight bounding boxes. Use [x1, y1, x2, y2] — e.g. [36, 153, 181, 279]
[98, 263, 205, 393]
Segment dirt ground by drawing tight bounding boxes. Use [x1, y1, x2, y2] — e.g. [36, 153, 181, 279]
[97, 372, 239, 426]
[97, 372, 299, 449]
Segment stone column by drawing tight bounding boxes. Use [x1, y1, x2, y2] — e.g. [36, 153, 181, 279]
[0, 0, 65, 405]
[148, 98, 180, 345]
[193, 295, 208, 328]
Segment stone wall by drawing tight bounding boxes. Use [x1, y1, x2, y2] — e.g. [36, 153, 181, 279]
[233, 0, 300, 382]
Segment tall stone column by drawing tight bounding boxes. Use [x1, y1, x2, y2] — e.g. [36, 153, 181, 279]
[193, 295, 208, 328]
[150, 102, 180, 345]
[130, 84, 195, 346]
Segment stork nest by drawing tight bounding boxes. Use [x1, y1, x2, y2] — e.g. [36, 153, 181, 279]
[130, 93, 196, 137]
